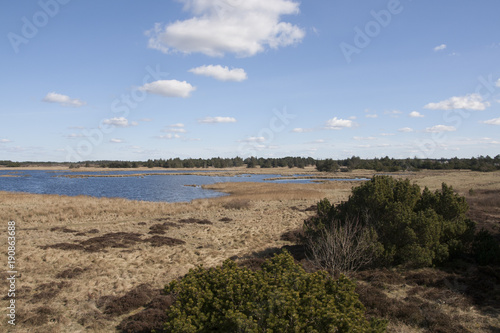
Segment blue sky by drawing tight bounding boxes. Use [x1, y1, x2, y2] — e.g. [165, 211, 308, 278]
[1, 0, 499, 162]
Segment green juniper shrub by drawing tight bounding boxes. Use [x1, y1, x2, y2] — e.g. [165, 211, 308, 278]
[472, 229, 500, 265]
[161, 250, 386, 332]
[304, 176, 476, 270]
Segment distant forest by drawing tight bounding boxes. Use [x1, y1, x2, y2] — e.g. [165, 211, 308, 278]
[1, 155, 499, 172]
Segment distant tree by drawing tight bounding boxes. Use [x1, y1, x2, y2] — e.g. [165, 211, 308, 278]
[316, 159, 339, 172]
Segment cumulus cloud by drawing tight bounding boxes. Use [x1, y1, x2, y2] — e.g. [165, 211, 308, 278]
[0, 139, 12, 143]
[146, 0, 305, 57]
[42, 92, 86, 107]
[65, 133, 85, 139]
[496, 78, 500, 87]
[163, 127, 187, 133]
[102, 117, 138, 128]
[365, 114, 378, 118]
[384, 110, 402, 117]
[198, 116, 237, 123]
[424, 93, 490, 111]
[325, 117, 354, 130]
[291, 127, 314, 133]
[481, 117, 500, 125]
[425, 125, 456, 133]
[189, 65, 247, 81]
[434, 44, 447, 51]
[110, 138, 124, 143]
[409, 111, 424, 118]
[239, 136, 265, 143]
[139, 80, 195, 98]
[398, 127, 414, 132]
[159, 134, 181, 139]
[169, 123, 185, 128]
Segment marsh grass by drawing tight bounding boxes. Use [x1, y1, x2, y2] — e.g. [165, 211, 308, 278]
[1, 170, 499, 332]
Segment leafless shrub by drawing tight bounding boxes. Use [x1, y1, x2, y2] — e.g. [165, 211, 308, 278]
[223, 199, 251, 210]
[304, 217, 378, 276]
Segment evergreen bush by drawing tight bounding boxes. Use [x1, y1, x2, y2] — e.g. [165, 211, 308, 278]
[304, 176, 476, 269]
[162, 251, 386, 332]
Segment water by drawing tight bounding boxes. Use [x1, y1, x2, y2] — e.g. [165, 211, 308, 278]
[0, 170, 363, 202]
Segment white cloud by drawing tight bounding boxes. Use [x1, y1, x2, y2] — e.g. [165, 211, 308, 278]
[291, 127, 314, 133]
[425, 125, 456, 133]
[384, 110, 402, 117]
[434, 44, 447, 51]
[380, 133, 395, 136]
[110, 138, 124, 143]
[398, 127, 414, 132]
[146, 0, 305, 57]
[163, 127, 187, 133]
[198, 116, 237, 123]
[424, 93, 490, 111]
[496, 78, 500, 87]
[481, 117, 500, 125]
[65, 133, 85, 139]
[139, 80, 195, 98]
[365, 114, 378, 118]
[102, 117, 138, 128]
[325, 117, 354, 130]
[240, 136, 265, 143]
[140, 118, 153, 122]
[409, 111, 424, 118]
[0, 139, 12, 143]
[353, 136, 376, 141]
[42, 92, 86, 107]
[169, 123, 185, 128]
[189, 65, 247, 82]
[159, 134, 181, 139]
[311, 139, 325, 143]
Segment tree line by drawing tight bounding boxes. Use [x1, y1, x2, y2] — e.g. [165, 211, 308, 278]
[1, 155, 499, 172]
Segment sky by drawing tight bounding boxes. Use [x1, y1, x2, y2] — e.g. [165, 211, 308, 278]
[1, 0, 500, 162]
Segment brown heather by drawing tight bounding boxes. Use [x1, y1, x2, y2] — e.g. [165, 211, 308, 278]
[0, 169, 499, 332]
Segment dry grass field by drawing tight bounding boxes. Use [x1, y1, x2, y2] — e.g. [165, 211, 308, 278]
[0, 169, 499, 332]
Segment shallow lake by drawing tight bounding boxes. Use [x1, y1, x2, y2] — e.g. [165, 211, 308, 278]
[0, 170, 363, 202]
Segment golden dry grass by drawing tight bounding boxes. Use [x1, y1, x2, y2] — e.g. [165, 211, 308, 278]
[0, 170, 499, 332]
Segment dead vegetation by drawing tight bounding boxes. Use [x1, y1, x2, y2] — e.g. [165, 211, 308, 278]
[467, 189, 500, 238]
[41, 231, 186, 252]
[1, 170, 499, 332]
